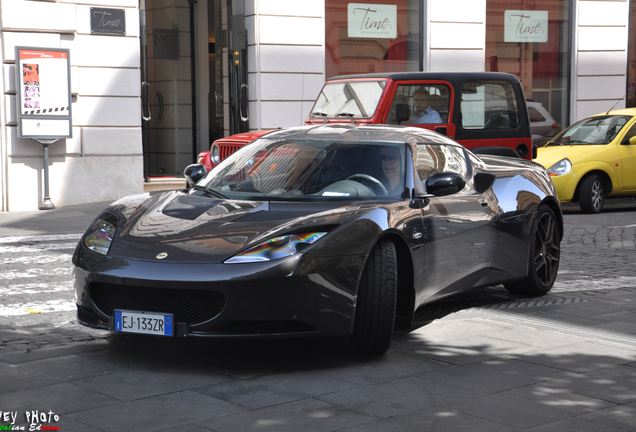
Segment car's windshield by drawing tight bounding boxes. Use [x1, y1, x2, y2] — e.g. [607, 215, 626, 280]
[197, 138, 406, 201]
[548, 115, 631, 146]
[310, 80, 386, 119]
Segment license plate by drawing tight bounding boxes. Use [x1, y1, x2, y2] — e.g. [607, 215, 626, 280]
[114, 310, 173, 336]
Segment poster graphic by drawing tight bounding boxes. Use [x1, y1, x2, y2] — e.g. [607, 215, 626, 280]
[18, 49, 70, 116]
[23, 64, 41, 109]
[16, 47, 72, 139]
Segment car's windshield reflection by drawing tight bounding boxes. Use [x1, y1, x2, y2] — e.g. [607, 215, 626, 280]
[197, 139, 407, 201]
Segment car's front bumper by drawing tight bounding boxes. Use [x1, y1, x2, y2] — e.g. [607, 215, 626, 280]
[73, 246, 365, 339]
[549, 173, 578, 202]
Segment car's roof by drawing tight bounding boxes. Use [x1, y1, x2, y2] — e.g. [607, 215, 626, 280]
[256, 124, 462, 147]
[591, 107, 636, 117]
[327, 71, 520, 82]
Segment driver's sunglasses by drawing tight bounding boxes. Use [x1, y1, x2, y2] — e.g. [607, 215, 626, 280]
[380, 154, 399, 162]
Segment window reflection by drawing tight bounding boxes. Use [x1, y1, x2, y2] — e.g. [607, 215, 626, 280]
[325, 0, 421, 78]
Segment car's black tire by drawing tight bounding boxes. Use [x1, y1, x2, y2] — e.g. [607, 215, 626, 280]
[504, 205, 560, 296]
[346, 239, 397, 354]
[579, 174, 604, 214]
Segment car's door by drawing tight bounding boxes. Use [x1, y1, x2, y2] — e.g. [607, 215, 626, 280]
[619, 121, 636, 191]
[384, 81, 456, 139]
[414, 143, 500, 305]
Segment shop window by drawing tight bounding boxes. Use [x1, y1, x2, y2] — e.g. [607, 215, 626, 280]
[325, 1, 421, 78]
[486, 1, 570, 129]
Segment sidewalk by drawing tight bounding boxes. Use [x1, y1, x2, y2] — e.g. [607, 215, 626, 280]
[0, 179, 183, 236]
[0, 201, 111, 236]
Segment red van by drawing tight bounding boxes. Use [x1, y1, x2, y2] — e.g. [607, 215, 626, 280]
[198, 72, 534, 170]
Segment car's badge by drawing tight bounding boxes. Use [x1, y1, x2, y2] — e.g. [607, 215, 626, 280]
[156, 252, 168, 259]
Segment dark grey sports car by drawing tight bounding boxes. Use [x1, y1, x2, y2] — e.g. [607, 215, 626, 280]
[73, 125, 562, 354]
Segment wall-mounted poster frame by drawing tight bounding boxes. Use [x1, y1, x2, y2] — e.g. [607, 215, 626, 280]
[15, 46, 72, 140]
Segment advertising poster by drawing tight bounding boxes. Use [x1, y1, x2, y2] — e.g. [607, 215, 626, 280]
[16, 47, 72, 139]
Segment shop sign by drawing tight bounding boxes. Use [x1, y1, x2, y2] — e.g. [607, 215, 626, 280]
[90, 8, 126, 35]
[15, 47, 72, 139]
[348, 3, 397, 39]
[504, 10, 548, 43]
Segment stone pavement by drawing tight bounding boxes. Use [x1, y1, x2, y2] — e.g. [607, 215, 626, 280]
[0, 198, 635, 431]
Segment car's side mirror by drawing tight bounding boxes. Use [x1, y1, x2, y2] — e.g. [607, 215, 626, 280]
[423, 172, 466, 197]
[395, 103, 410, 125]
[184, 163, 207, 188]
[474, 172, 496, 193]
[628, 136, 636, 145]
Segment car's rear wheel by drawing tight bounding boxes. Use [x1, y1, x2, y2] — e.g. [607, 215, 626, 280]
[346, 239, 397, 354]
[579, 174, 604, 214]
[504, 205, 560, 296]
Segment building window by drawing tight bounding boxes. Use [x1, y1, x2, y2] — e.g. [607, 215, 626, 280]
[485, 1, 571, 130]
[325, 1, 422, 79]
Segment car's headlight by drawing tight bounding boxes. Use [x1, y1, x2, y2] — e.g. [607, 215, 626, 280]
[547, 158, 572, 176]
[211, 144, 220, 164]
[224, 232, 327, 264]
[83, 214, 118, 255]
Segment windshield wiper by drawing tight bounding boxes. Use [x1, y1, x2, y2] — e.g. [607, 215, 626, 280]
[337, 112, 356, 125]
[550, 139, 588, 146]
[312, 112, 328, 124]
[192, 185, 227, 199]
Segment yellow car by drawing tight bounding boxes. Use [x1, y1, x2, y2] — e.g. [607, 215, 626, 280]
[534, 108, 636, 213]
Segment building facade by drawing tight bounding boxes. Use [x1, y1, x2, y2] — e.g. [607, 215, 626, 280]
[0, 0, 632, 211]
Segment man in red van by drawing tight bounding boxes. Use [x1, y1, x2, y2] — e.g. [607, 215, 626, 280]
[412, 89, 442, 124]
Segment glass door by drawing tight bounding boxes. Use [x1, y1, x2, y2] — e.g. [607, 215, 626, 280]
[228, 0, 249, 134]
[140, 0, 197, 178]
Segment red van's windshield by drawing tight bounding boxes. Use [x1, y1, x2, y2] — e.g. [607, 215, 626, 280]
[310, 80, 386, 119]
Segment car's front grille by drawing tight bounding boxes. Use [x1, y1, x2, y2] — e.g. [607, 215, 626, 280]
[219, 143, 242, 161]
[89, 282, 226, 326]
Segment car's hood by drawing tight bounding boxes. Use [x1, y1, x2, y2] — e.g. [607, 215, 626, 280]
[105, 191, 373, 263]
[534, 144, 613, 169]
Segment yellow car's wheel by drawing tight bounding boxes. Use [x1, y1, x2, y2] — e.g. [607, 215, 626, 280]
[579, 174, 605, 214]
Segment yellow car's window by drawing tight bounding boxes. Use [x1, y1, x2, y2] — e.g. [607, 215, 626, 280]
[549, 115, 631, 146]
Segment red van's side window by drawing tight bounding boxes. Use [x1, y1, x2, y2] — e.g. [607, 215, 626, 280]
[460, 81, 520, 130]
[387, 84, 451, 124]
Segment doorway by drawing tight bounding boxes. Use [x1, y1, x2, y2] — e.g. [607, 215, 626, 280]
[140, 0, 245, 178]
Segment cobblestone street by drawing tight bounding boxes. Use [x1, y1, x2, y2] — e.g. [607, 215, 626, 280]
[1, 199, 636, 431]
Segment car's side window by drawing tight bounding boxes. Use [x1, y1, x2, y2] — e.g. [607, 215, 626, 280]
[622, 122, 636, 144]
[387, 84, 451, 125]
[416, 144, 469, 183]
[460, 80, 520, 130]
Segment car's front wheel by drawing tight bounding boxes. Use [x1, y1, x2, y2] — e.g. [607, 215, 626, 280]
[504, 205, 560, 296]
[579, 174, 604, 214]
[346, 239, 397, 354]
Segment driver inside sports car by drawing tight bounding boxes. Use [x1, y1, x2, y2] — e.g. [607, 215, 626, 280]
[379, 146, 403, 195]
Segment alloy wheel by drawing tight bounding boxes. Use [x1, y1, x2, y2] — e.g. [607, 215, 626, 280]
[533, 210, 560, 287]
[591, 178, 603, 211]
